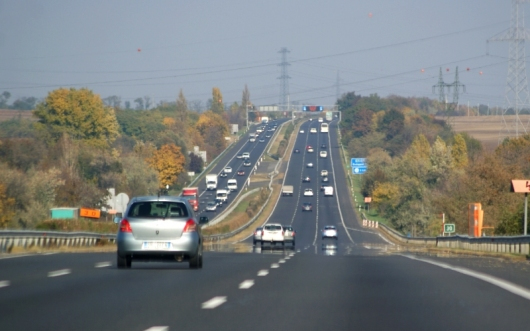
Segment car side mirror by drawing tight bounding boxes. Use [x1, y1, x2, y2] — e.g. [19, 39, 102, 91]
[113, 216, 122, 224]
[199, 216, 209, 224]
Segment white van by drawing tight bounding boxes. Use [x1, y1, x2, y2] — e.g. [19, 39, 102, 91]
[227, 179, 238, 191]
[324, 186, 334, 197]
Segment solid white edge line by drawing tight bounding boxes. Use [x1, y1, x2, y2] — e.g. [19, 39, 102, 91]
[402, 254, 530, 301]
[0, 280, 10, 288]
[239, 280, 255, 289]
[48, 269, 71, 277]
[95, 261, 112, 268]
[201, 296, 227, 309]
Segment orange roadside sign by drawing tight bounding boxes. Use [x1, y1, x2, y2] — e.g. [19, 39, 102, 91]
[80, 208, 101, 219]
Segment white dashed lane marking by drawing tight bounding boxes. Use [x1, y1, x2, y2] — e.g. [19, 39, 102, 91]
[239, 280, 255, 289]
[48, 269, 71, 277]
[279, 259, 286, 263]
[95, 262, 112, 268]
[257, 270, 269, 276]
[0, 280, 10, 288]
[271, 263, 280, 269]
[202, 296, 227, 309]
[144, 327, 169, 331]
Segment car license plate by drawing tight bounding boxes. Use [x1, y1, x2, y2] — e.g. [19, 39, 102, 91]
[142, 242, 172, 250]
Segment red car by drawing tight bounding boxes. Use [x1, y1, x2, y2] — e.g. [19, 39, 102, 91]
[237, 170, 245, 176]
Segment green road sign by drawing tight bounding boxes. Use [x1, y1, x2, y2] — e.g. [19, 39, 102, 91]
[444, 223, 455, 233]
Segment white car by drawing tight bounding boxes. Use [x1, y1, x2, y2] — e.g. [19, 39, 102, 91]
[318, 117, 323, 122]
[205, 201, 217, 212]
[261, 223, 285, 247]
[322, 225, 338, 239]
[242, 152, 250, 159]
[224, 166, 232, 173]
[306, 162, 314, 168]
[310, 128, 317, 133]
[303, 188, 314, 197]
[320, 151, 328, 158]
[321, 169, 328, 176]
[299, 130, 305, 133]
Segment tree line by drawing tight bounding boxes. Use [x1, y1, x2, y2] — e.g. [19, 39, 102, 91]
[0, 85, 253, 229]
[338, 92, 529, 236]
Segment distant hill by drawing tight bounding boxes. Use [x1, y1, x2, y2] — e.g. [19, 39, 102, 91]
[445, 115, 530, 151]
[0, 109, 36, 122]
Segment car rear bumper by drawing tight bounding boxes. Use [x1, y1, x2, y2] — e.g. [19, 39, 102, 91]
[117, 232, 201, 260]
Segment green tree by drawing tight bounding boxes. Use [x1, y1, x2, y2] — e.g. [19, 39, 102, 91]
[0, 91, 11, 108]
[33, 88, 119, 148]
[11, 97, 38, 110]
[176, 89, 188, 124]
[451, 133, 468, 169]
[211, 87, 224, 114]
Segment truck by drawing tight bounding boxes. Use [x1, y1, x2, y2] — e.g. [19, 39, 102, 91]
[324, 186, 334, 197]
[261, 116, 269, 124]
[206, 174, 218, 190]
[216, 189, 229, 204]
[181, 187, 199, 212]
[282, 185, 294, 196]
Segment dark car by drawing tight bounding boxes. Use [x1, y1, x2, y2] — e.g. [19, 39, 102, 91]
[302, 202, 313, 212]
[243, 160, 252, 167]
[322, 176, 329, 182]
[302, 176, 311, 183]
[116, 196, 203, 269]
[236, 154, 243, 159]
[294, 149, 300, 153]
[321, 144, 326, 149]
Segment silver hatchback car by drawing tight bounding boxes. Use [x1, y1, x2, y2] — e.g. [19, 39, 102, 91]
[116, 196, 203, 269]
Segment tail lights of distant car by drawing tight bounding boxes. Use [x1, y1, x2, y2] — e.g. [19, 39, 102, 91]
[183, 219, 198, 233]
[119, 219, 132, 233]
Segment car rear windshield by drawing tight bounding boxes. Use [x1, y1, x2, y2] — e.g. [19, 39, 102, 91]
[128, 202, 188, 218]
[264, 225, 282, 231]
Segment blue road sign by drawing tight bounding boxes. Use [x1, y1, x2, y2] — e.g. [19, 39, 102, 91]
[352, 166, 367, 174]
[351, 158, 367, 175]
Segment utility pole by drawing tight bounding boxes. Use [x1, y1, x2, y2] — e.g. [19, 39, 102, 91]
[278, 48, 291, 112]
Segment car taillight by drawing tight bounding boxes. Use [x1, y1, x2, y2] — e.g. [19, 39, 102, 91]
[261, 230, 264, 236]
[119, 219, 132, 233]
[183, 219, 197, 233]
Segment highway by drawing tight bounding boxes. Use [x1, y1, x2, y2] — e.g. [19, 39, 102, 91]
[195, 119, 288, 220]
[2, 117, 530, 330]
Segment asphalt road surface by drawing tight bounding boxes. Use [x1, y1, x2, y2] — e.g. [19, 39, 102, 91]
[2, 118, 530, 330]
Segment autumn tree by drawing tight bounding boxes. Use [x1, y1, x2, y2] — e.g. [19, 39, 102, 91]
[33, 88, 120, 148]
[352, 109, 374, 138]
[195, 111, 229, 156]
[0, 183, 15, 228]
[211, 87, 224, 114]
[147, 143, 186, 188]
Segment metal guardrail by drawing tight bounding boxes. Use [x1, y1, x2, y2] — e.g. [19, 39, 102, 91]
[0, 230, 116, 252]
[377, 222, 530, 255]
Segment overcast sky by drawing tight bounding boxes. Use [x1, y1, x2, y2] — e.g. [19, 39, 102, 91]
[0, 0, 520, 110]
